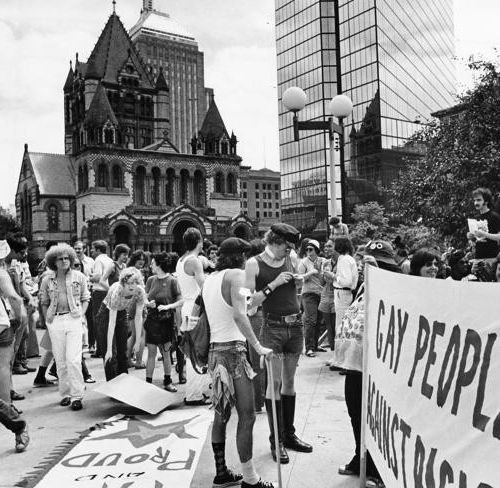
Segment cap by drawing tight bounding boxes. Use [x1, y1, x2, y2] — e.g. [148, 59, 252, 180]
[270, 223, 300, 244]
[0, 240, 11, 260]
[219, 237, 251, 255]
[364, 240, 397, 265]
[306, 239, 320, 251]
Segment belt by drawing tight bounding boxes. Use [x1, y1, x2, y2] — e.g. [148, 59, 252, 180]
[55, 311, 70, 315]
[265, 312, 301, 324]
[334, 287, 352, 291]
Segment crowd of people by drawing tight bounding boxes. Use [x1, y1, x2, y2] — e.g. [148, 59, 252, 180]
[1, 186, 499, 488]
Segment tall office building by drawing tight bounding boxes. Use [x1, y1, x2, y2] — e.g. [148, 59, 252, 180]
[130, 0, 209, 153]
[275, 0, 455, 234]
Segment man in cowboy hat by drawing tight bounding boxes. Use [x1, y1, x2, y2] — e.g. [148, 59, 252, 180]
[0, 239, 29, 452]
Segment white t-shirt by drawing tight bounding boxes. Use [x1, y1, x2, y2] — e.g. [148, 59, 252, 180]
[92, 253, 114, 292]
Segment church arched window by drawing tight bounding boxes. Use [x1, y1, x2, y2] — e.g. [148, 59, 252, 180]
[78, 166, 84, 192]
[112, 165, 123, 189]
[227, 173, 236, 194]
[47, 204, 59, 232]
[135, 166, 146, 204]
[152, 167, 161, 205]
[97, 163, 108, 188]
[83, 165, 89, 190]
[180, 169, 189, 204]
[215, 171, 225, 193]
[165, 168, 175, 206]
[194, 170, 205, 207]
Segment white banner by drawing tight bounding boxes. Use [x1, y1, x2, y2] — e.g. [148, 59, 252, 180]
[364, 267, 500, 487]
[33, 409, 213, 488]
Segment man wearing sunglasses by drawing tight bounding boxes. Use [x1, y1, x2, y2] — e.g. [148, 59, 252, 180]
[298, 239, 326, 358]
[246, 223, 313, 465]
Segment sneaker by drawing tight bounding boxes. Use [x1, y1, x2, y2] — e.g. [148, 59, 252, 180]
[213, 469, 243, 488]
[164, 383, 178, 393]
[305, 350, 316, 357]
[84, 376, 96, 384]
[241, 479, 274, 488]
[15, 424, 29, 453]
[10, 390, 25, 401]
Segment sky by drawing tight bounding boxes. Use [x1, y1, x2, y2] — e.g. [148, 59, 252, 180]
[0, 0, 499, 208]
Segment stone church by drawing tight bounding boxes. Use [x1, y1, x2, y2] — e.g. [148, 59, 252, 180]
[15, 6, 253, 259]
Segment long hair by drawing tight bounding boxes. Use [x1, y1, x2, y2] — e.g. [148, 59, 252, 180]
[216, 253, 246, 271]
[410, 249, 440, 276]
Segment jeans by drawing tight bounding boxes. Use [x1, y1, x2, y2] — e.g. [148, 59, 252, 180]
[302, 292, 322, 352]
[47, 314, 84, 400]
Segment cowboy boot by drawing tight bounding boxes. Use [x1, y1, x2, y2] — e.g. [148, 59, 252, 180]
[265, 399, 289, 464]
[281, 394, 312, 452]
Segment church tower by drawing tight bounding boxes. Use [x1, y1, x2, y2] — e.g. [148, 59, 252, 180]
[63, 8, 170, 155]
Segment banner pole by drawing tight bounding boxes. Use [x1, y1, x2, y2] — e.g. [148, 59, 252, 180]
[359, 264, 370, 488]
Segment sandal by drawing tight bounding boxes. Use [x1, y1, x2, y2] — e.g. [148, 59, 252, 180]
[164, 383, 178, 393]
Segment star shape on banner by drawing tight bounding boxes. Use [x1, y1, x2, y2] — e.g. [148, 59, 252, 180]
[90, 415, 199, 448]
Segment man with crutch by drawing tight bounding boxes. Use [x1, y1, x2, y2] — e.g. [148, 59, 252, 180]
[203, 237, 274, 488]
[246, 223, 313, 464]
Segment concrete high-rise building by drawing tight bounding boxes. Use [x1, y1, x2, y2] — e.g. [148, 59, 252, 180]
[275, 0, 455, 234]
[130, 0, 209, 153]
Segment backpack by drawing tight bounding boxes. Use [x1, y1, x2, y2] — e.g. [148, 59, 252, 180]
[180, 291, 210, 374]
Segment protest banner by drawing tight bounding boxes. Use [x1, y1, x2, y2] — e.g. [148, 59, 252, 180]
[362, 266, 500, 487]
[29, 409, 213, 488]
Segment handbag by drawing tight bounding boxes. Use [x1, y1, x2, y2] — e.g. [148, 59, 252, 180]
[180, 289, 210, 374]
[332, 284, 365, 372]
[143, 277, 175, 345]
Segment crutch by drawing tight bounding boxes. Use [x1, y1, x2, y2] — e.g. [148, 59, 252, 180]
[262, 354, 283, 488]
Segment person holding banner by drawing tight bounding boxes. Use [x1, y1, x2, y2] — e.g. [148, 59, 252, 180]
[204, 237, 274, 488]
[334, 240, 400, 488]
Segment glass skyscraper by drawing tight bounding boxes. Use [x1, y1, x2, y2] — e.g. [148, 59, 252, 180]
[275, 0, 455, 233]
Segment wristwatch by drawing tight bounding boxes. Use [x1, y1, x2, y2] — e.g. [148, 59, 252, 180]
[263, 286, 273, 297]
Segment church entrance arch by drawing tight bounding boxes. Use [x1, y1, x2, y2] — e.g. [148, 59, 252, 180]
[172, 219, 200, 255]
[114, 224, 131, 247]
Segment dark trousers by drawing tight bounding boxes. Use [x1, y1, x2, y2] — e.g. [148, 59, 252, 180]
[97, 306, 129, 381]
[92, 291, 107, 356]
[322, 311, 336, 350]
[344, 372, 379, 478]
[86, 297, 95, 349]
[248, 309, 265, 410]
[302, 292, 322, 351]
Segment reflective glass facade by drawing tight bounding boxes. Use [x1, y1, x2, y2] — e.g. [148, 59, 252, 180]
[276, 0, 338, 235]
[275, 0, 455, 231]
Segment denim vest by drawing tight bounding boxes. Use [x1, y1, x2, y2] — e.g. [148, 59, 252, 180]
[39, 269, 90, 324]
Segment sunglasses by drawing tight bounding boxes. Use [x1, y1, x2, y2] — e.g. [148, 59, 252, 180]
[306, 248, 315, 252]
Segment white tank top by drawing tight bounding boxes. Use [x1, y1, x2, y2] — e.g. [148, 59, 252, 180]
[176, 255, 202, 322]
[203, 270, 245, 343]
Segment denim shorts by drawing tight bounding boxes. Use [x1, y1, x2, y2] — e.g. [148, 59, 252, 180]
[260, 318, 304, 355]
[208, 341, 255, 380]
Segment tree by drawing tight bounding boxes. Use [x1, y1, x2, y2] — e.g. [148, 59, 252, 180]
[0, 213, 20, 240]
[388, 60, 500, 245]
[349, 201, 444, 251]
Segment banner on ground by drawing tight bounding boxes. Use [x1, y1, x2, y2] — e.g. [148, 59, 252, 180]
[32, 409, 213, 488]
[364, 267, 500, 487]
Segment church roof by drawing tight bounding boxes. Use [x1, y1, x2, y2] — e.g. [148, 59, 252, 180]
[85, 12, 154, 89]
[63, 64, 74, 91]
[28, 152, 75, 196]
[84, 84, 118, 126]
[199, 99, 229, 139]
[155, 67, 169, 91]
[130, 9, 195, 43]
[141, 136, 179, 154]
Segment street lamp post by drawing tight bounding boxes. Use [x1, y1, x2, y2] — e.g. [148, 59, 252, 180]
[282, 87, 353, 220]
